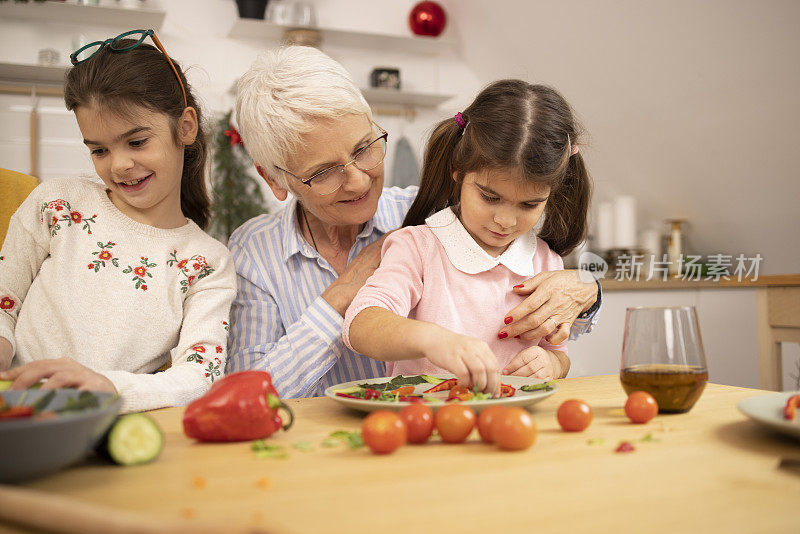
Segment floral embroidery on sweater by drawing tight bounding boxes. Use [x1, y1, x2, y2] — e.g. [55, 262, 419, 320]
[0, 295, 17, 318]
[122, 256, 156, 291]
[88, 241, 120, 272]
[40, 199, 97, 237]
[185, 344, 223, 382]
[167, 250, 215, 293]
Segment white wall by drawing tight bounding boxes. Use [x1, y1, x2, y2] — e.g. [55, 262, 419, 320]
[0, 0, 481, 203]
[454, 0, 800, 275]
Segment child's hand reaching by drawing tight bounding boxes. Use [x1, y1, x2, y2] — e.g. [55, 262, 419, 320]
[422, 328, 501, 397]
[503, 346, 566, 380]
[0, 357, 117, 393]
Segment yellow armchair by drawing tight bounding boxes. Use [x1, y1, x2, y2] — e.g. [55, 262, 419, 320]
[1, 169, 40, 247]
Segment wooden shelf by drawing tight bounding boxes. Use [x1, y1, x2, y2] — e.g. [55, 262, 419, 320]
[0, 62, 68, 86]
[360, 88, 452, 108]
[228, 18, 454, 55]
[0, 1, 166, 29]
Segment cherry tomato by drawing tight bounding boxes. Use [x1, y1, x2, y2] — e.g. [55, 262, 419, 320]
[361, 410, 407, 454]
[434, 404, 476, 443]
[625, 391, 659, 424]
[477, 405, 507, 444]
[491, 407, 537, 451]
[399, 403, 434, 444]
[447, 385, 474, 402]
[556, 399, 593, 432]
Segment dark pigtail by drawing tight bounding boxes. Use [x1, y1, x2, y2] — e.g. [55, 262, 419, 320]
[538, 152, 592, 256]
[402, 119, 462, 227]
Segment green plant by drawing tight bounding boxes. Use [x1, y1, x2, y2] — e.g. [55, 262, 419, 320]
[209, 111, 267, 243]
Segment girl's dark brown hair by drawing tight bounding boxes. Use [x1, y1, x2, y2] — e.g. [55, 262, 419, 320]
[64, 40, 210, 229]
[403, 79, 592, 256]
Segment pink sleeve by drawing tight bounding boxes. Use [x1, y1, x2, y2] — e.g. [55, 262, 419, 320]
[342, 228, 429, 351]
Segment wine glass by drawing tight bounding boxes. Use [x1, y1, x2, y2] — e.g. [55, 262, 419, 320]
[620, 306, 709, 413]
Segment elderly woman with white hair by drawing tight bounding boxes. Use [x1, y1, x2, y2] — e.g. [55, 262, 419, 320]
[226, 46, 602, 398]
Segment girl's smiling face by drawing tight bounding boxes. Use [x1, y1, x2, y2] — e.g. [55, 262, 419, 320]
[457, 169, 550, 257]
[75, 103, 197, 228]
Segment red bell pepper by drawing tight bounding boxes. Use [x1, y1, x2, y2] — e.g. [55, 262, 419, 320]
[336, 392, 363, 400]
[0, 405, 34, 420]
[183, 370, 293, 442]
[784, 394, 800, 421]
[500, 384, 516, 398]
[424, 378, 458, 393]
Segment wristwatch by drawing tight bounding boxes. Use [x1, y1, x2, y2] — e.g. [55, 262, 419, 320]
[577, 279, 602, 319]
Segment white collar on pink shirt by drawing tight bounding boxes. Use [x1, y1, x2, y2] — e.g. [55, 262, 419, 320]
[425, 207, 538, 276]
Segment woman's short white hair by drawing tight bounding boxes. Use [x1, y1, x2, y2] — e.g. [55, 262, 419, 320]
[235, 46, 371, 188]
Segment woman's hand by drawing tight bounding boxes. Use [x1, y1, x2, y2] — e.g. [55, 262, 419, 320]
[500, 270, 598, 344]
[503, 346, 567, 380]
[322, 234, 388, 316]
[0, 357, 117, 392]
[422, 329, 501, 397]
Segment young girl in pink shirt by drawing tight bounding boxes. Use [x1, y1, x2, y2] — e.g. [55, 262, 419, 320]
[343, 80, 591, 396]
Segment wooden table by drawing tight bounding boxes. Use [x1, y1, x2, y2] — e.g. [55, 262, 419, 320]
[1, 376, 798, 534]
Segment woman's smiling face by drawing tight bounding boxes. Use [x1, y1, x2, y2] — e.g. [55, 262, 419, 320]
[278, 113, 385, 228]
[75, 102, 196, 228]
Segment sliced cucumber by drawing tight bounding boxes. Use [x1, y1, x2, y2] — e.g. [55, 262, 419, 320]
[96, 413, 164, 466]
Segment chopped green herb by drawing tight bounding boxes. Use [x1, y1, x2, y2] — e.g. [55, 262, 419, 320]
[291, 441, 314, 452]
[359, 375, 431, 392]
[640, 433, 660, 442]
[251, 440, 288, 459]
[327, 430, 364, 449]
[31, 391, 56, 413]
[56, 391, 100, 413]
[586, 438, 606, 446]
[520, 381, 557, 392]
[321, 437, 340, 448]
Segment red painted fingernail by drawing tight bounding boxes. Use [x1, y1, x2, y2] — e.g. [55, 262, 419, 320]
[498, 332, 508, 339]
[504, 316, 513, 325]
[513, 284, 524, 289]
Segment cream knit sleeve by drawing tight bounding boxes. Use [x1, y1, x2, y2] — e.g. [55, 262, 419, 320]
[0, 185, 53, 356]
[100, 242, 237, 413]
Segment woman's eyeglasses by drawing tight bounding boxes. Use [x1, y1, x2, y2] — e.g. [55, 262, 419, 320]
[69, 29, 187, 108]
[276, 124, 388, 196]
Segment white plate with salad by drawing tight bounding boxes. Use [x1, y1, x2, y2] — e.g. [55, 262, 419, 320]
[737, 391, 800, 442]
[324, 374, 559, 413]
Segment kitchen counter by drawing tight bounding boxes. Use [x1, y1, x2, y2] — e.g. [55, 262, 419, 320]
[602, 273, 800, 291]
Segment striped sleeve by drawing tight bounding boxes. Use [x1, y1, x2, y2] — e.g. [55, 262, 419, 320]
[225, 233, 342, 398]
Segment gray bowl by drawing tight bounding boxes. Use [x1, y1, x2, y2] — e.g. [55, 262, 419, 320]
[0, 389, 121, 483]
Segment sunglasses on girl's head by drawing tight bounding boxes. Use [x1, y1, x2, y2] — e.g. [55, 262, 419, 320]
[69, 29, 187, 108]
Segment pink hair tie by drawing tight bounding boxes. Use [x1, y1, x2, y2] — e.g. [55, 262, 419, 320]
[454, 112, 467, 129]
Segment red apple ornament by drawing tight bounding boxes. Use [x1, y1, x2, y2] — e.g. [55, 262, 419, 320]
[409, 1, 446, 37]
